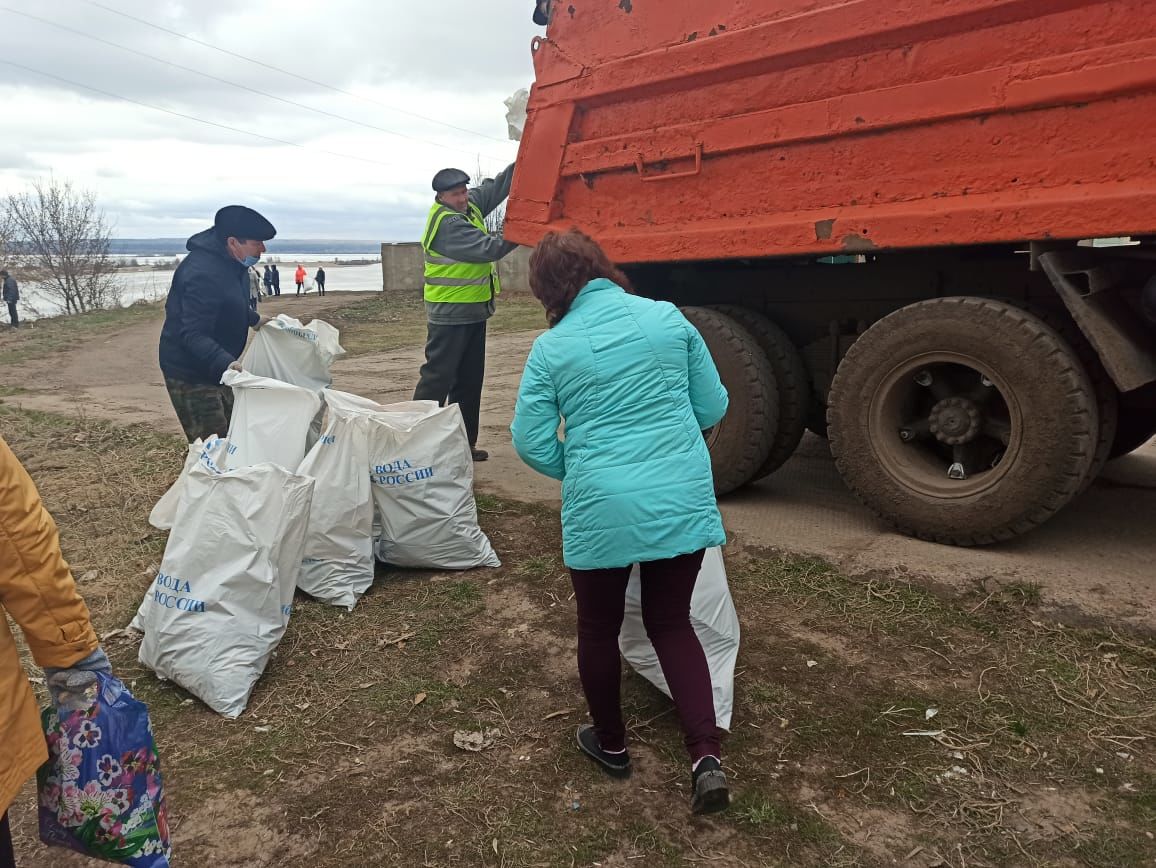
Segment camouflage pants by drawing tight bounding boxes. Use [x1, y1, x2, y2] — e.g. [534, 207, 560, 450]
[164, 378, 234, 443]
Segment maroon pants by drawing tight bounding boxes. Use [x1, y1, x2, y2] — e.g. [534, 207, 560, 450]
[569, 548, 720, 763]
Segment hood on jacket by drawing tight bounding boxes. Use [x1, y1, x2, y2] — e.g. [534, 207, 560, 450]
[186, 227, 241, 266]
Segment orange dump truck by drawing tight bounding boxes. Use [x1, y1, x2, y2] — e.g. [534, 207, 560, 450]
[505, 0, 1156, 545]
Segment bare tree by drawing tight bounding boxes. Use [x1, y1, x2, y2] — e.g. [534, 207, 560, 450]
[4, 178, 121, 315]
[473, 161, 507, 236]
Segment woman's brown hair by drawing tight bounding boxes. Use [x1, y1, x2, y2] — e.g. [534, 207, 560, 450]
[528, 229, 633, 327]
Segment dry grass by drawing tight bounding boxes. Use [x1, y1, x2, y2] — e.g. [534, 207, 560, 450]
[0, 299, 165, 367]
[3, 405, 1154, 867]
[325, 292, 547, 358]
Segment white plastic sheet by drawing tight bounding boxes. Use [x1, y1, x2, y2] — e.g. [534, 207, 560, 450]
[221, 369, 321, 470]
[295, 392, 375, 610]
[367, 402, 499, 569]
[136, 461, 315, 718]
[242, 315, 344, 392]
[505, 87, 529, 141]
[619, 547, 740, 730]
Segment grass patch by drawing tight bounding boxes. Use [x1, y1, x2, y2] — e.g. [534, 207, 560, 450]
[324, 291, 546, 358]
[5, 405, 1155, 868]
[0, 299, 164, 366]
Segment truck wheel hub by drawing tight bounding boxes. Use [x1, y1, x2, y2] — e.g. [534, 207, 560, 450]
[929, 397, 981, 446]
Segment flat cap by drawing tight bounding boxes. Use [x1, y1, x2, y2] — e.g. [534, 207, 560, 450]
[213, 205, 277, 241]
[432, 168, 471, 193]
[533, 2, 550, 26]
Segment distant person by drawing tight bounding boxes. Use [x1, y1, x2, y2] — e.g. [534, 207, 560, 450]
[158, 205, 274, 442]
[248, 266, 262, 311]
[1, 269, 18, 329]
[1, 433, 115, 867]
[263, 264, 274, 296]
[413, 163, 517, 462]
[533, 0, 552, 25]
[510, 229, 731, 815]
[271, 263, 281, 296]
[295, 264, 306, 295]
[315, 266, 326, 296]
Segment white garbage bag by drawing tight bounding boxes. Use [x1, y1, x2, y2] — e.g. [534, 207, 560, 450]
[296, 393, 375, 610]
[367, 402, 499, 569]
[505, 87, 530, 141]
[321, 389, 435, 419]
[136, 461, 315, 718]
[148, 436, 232, 530]
[242, 315, 345, 392]
[619, 547, 740, 730]
[221, 369, 321, 470]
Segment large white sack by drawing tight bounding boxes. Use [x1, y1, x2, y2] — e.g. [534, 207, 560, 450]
[296, 396, 374, 610]
[322, 389, 436, 419]
[242, 314, 344, 392]
[148, 436, 232, 530]
[619, 547, 740, 730]
[136, 461, 315, 718]
[368, 402, 499, 570]
[221, 369, 321, 470]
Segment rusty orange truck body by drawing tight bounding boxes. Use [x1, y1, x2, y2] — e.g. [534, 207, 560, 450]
[506, 0, 1156, 545]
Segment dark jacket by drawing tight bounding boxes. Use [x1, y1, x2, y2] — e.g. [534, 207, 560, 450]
[315, 268, 326, 284]
[263, 266, 273, 287]
[270, 266, 280, 288]
[158, 228, 258, 386]
[1, 276, 17, 304]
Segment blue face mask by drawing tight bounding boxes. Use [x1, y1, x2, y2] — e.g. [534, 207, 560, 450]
[240, 254, 261, 267]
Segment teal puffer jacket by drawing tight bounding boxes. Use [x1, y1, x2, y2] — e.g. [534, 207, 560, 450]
[511, 279, 729, 570]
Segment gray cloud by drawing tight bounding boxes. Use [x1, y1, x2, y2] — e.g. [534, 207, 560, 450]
[0, 0, 535, 238]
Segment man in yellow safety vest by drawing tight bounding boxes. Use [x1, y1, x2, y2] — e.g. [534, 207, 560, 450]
[414, 164, 517, 461]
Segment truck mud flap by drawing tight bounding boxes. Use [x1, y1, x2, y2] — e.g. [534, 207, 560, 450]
[1037, 250, 1156, 393]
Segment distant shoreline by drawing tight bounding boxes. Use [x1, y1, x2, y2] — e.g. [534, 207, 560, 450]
[112, 257, 381, 274]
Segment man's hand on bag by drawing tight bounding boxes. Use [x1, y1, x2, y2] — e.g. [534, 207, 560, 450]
[254, 315, 272, 330]
[228, 360, 243, 372]
[44, 647, 113, 714]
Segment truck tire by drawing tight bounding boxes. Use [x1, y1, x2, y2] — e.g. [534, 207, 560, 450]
[681, 306, 778, 495]
[709, 305, 810, 479]
[827, 297, 1097, 545]
[1028, 305, 1118, 491]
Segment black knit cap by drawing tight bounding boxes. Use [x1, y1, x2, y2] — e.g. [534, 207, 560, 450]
[213, 205, 277, 241]
[432, 168, 471, 193]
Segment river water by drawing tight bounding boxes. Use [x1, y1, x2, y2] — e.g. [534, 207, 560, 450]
[16, 261, 385, 321]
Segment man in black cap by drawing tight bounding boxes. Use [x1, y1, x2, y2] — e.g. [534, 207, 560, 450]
[158, 205, 276, 442]
[413, 163, 517, 461]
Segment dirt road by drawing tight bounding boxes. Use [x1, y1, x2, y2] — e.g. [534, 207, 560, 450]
[5, 294, 1155, 630]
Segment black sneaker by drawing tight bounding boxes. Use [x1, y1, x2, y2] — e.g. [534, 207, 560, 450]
[691, 757, 729, 814]
[471, 448, 489, 462]
[575, 725, 631, 779]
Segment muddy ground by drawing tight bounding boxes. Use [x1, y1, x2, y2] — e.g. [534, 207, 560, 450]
[1, 294, 1154, 867]
[3, 291, 1155, 632]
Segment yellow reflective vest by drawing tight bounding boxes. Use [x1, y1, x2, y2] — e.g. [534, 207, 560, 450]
[421, 202, 502, 303]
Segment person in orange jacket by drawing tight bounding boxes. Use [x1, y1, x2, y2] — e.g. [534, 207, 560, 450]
[1, 434, 112, 864]
[295, 264, 306, 295]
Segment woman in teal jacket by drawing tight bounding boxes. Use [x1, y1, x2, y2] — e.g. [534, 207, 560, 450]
[511, 229, 731, 814]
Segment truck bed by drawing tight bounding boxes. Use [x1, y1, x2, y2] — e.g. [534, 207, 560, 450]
[505, 0, 1156, 263]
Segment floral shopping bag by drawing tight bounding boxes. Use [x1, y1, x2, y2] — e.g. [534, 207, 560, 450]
[37, 673, 172, 867]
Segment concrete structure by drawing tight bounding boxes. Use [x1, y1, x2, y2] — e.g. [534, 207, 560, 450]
[381, 242, 532, 295]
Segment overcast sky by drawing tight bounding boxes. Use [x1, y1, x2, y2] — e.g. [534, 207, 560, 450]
[0, 0, 537, 241]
